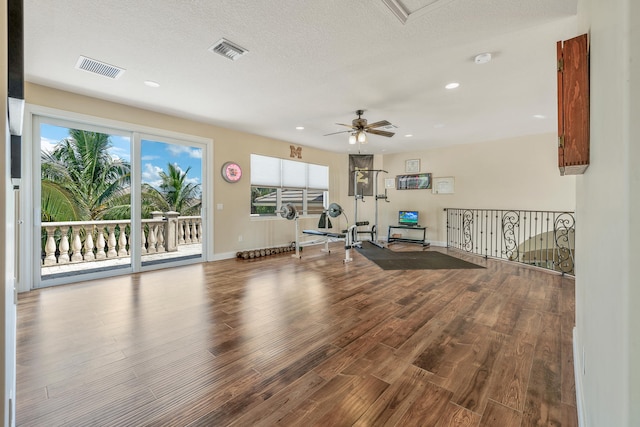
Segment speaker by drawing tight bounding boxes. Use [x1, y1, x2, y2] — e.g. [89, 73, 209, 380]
[8, 0, 24, 101]
[11, 135, 21, 179]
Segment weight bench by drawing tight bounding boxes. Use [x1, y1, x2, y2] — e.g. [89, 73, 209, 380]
[300, 229, 346, 254]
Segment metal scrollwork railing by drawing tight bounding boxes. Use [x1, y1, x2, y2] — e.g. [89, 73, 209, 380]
[554, 213, 575, 274]
[501, 211, 520, 261]
[462, 210, 474, 252]
[446, 208, 575, 275]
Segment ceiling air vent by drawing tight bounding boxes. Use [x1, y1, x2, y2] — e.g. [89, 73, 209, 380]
[75, 56, 125, 79]
[208, 38, 248, 61]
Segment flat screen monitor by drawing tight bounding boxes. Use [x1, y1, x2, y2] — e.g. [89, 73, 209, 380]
[399, 210, 419, 226]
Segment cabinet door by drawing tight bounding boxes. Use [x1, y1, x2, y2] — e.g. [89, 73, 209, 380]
[557, 34, 590, 175]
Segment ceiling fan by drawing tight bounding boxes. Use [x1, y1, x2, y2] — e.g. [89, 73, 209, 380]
[324, 110, 395, 144]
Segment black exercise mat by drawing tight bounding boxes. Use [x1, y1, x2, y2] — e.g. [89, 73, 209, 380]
[356, 242, 485, 270]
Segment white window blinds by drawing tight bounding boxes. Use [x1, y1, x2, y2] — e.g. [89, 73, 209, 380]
[250, 154, 328, 190]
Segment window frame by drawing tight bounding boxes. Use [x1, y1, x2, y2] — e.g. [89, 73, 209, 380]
[250, 154, 329, 218]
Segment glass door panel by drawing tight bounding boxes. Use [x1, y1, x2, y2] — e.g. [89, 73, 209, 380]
[140, 138, 203, 267]
[39, 122, 132, 283]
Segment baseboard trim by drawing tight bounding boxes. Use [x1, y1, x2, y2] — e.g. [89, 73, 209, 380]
[212, 251, 238, 261]
[573, 326, 586, 427]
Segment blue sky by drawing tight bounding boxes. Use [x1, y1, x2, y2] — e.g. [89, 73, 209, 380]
[40, 124, 202, 190]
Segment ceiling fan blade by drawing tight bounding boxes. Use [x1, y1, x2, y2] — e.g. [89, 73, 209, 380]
[366, 129, 395, 137]
[335, 123, 355, 128]
[365, 120, 392, 129]
[324, 129, 353, 136]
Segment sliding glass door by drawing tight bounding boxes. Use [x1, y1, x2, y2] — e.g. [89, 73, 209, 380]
[139, 137, 203, 267]
[31, 115, 207, 288]
[39, 120, 132, 284]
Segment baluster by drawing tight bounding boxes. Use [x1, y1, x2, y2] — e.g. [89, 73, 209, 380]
[178, 220, 186, 244]
[43, 226, 58, 265]
[71, 227, 83, 262]
[157, 224, 166, 253]
[148, 225, 157, 253]
[141, 226, 148, 254]
[58, 226, 70, 264]
[190, 222, 197, 243]
[84, 228, 95, 261]
[107, 226, 118, 258]
[96, 230, 107, 260]
[195, 221, 202, 242]
[118, 224, 128, 256]
[185, 220, 192, 244]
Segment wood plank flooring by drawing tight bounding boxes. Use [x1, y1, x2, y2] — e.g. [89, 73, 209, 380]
[16, 244, 577, 426]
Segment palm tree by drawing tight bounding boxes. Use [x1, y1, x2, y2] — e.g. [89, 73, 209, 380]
[41, 129, 131, 221]
[141, 163, 201, 217]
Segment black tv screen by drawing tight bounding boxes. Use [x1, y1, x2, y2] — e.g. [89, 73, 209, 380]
[398, 210, 419, 226]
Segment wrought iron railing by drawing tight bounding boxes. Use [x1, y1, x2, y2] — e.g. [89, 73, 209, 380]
[446, 208, 575, 275]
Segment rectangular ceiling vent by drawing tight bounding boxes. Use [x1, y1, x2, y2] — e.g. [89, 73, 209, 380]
[208, 38, 248, 61]
[75, 56, 125, 79]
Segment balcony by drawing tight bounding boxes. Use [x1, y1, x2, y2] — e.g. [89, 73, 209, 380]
[41, 212, 202, 277]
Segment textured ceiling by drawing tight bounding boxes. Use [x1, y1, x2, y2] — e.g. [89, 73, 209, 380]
[24, 0, 579, 154]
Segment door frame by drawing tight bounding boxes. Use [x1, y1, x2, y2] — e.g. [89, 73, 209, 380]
[19, 104, 214, 291]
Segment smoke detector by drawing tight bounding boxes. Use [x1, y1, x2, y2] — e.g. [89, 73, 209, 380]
[208, 38, 248, 61]
[474, 52, 492, 64]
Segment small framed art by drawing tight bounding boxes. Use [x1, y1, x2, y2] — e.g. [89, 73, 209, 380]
[405, 159, 420, 173]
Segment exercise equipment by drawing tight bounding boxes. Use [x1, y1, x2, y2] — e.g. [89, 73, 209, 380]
[279, 203, 301, 258]
[280, 201, 355, 263]
[352, 169, 389, 248]
[328, 202, 343, 218]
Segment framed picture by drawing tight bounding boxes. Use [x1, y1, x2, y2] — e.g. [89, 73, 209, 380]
[432, 177, 455, 194]
[396, 173, 432, 190]
[405, 159, 420, 173]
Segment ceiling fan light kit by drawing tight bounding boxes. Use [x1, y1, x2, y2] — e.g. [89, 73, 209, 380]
[357, 131, 367, 143]
[325, 110, 395, 145]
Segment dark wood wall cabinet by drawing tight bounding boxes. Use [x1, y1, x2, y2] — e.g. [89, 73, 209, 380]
[557, 33, 590, 176]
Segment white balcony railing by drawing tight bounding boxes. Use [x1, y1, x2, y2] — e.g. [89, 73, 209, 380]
[41, 211, 202, 267]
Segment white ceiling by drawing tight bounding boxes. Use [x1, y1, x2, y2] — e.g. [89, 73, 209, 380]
[24, 0, 579, 154]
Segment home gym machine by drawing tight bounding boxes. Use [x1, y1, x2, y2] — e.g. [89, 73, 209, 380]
[279, 202, 354, 262]
[352, 168, 390, 249]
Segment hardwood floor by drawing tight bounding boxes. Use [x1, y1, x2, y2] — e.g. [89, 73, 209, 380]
[16, 244, 577, 426]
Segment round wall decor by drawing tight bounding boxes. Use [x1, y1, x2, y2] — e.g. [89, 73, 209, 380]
[221, 161, 242, 183]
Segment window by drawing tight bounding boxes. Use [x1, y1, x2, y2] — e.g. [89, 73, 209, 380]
[250, 154, 329, 217]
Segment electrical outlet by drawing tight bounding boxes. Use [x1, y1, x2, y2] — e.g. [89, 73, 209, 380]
[238, 235, 243, 242]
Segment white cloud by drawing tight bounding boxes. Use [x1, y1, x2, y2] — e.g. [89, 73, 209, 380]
[109, 146, 131, 162]
[142, 163, 164, 188]
[40, 137, 59, 154]
[166, 145, 202, 159]
[141, 155, 160, 161]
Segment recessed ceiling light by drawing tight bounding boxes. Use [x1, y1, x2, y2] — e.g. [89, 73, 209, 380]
[295, 126, 304, 130]
[434, 123, 445, 128]
[533, 114, 546, 119]
[404, 134, 413, 137]
[445, 82, 460, 90]
[144, 80, 160, 88]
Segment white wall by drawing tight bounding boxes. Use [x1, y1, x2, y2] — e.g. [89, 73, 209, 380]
[575, 0, 639, 425]
[380, 133, 576, 245]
